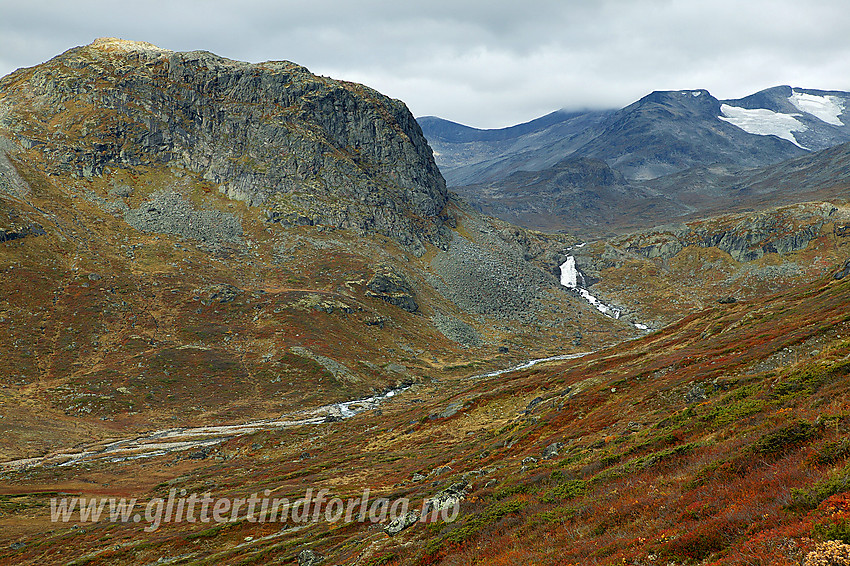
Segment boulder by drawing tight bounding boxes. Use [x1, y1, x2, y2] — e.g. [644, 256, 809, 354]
[384, 510, 420, 535]
[366, 266, 418, 312]
[297, 549, 322, 566]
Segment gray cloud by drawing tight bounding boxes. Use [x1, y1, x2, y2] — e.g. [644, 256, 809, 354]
[2, 0, 849, 127]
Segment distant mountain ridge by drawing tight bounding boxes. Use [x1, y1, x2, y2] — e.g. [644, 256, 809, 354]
[418, 109, 614, 186]
[420, 85, 850, 187]
[423, 85, 850, 235]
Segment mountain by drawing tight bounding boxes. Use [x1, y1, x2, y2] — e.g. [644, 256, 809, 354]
[456, 138, 850, 236]
[569, 88, 804, 180]
[452, 156, 686, 233]
[422, 86, 850, 188]
[418, 109, 613, 186]
[0, 38, 644, 460]
[2, 40, 850, 566]
[427, 87, 850, 237]
[1, 37, 452, 256]
[446, 89, 850, 236]
[646, 137, 850, 215]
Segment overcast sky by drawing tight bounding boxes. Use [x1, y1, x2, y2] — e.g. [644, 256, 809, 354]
[1, 0, 849, 128]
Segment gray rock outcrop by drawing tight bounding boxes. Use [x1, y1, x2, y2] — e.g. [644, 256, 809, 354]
[366, 265, 418, 312]
[0, 38, 451, 254]
[619, 205, 835, 262]
[384, 510, 421, 535]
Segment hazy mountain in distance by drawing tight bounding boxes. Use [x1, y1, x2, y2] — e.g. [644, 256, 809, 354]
[422, 85, 850, 187]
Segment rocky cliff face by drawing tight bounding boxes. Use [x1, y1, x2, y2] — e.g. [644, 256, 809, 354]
[619, 204, 836, 262]
[0, 38, 450, 255]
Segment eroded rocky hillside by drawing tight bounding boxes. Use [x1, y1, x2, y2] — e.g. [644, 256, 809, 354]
[0, 39, 637, 463]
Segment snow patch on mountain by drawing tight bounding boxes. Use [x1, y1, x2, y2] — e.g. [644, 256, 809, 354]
[718, 104, 808, 149]
[789, 90, 845, 126]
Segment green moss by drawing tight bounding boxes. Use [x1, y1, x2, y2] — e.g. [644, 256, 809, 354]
[750, 421, 816, 456]
[367, 554, 398, 566]
[532, 506, 577, 526]
[541, 479, 588, 503]
[704, 398, 765, 426]
[809, 437, 850, 466]
[813, 519, 850, 544]
[789, 461, 850, 512]
[185, 523, 226, 540]
[493, 483, 532, 501]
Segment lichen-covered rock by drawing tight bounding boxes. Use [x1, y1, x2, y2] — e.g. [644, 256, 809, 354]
[366, 265, 418, 312]
[384, 510, 420, 535]
[422, 481, 467, 516]
[0, 38, 451, 254]
[297, 549, 323, 566]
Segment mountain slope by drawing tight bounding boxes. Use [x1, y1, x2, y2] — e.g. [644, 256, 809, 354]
[2, 222, 849, 566]
[572, 89, 807, 180]
[0, 39, 643, 463]
[418, 109, 614, 186]
[453, 156, 688, 233]
[647, 138, 850, 216]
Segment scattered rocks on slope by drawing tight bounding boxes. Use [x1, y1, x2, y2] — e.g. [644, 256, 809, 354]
[208, 283, 241, 304]
[124, 192, 242, 245]
[432, 313, 481, 347]
[429, 232, 555, 323]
